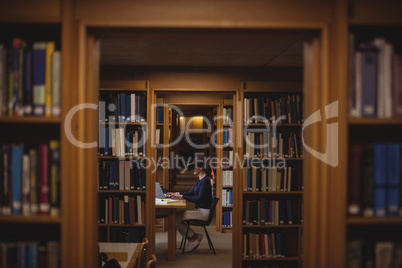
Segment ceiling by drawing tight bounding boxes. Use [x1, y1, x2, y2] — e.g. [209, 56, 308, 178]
[99, 29, 305, 67]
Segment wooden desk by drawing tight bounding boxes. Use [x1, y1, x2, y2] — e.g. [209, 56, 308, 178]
[155, 199, 186, 261]
[98, 242, 139, 268]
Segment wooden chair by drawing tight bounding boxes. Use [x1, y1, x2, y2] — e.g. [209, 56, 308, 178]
[136, 238, 149, 268]
[145, 254, 156, 268]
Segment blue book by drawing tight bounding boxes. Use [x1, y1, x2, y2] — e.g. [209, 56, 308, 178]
[27, 243, 38, 268]
[124, 195, 130, 224]
[32, 43, 46, 116]
[386, 144, 400, 216]
[157, 108, 164, 123]
[276, 233, 282, 257]
[11, 145, 23, 214]
[360, 45, 378, 117]
[125, 95, 131, 122]
[109, 161, 118, 190]
[374, 144, 387, 217]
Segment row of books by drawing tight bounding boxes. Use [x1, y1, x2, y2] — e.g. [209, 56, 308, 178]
[98, 160, 146, 191]
[0, 142, 60, 216]
[222, 170, 233, 187]
[348, 143, 401, 217]
[347, 240, 402, 268]
[349, 36, 402, 118]
[222, 211, 232, 227]
[99, 92, 147, 123]
[98, 228, 145, 243]
[222, 150, 233, 166]
[223, 107, 233, 125]
[222, 128, 233, 146]
[156, 107, 164, 124]
[244, 95, 302, 124]
[98, 195, 145, 225]
[244, 132, 302, 158]
[0, 241, 59, 268]
[243, 166, 293, 192]
[243, 199, 294, 226]
[98, 126, 146, 157]
[243, 232, 285, 259]
[0, 40, 61, 117]
[222, 189, 233, 207]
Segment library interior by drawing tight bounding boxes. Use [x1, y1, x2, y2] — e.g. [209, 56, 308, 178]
[1, 1, 402, 268]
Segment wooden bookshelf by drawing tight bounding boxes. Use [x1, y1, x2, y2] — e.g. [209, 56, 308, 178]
[0, 215, 61, 224]
[0, 20, 65, 266]
[0, 116, 61, 123]
[343, 14, 402, 267]
[240, 81, 303, 268]
[97, 81, 150, 244]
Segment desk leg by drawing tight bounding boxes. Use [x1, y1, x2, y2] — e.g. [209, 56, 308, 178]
[167, 208, 176, 261]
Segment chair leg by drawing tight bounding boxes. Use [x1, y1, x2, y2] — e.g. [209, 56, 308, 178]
[203, 226, 216, 254]
[179, 237, 184, 250]
[182, 224, 190, 254]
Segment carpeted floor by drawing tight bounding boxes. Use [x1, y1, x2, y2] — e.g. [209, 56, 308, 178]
[155, 217, 232, 268]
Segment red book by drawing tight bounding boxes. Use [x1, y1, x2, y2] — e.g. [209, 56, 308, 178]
[39, 144, 49, 215]
[108, 196, 113, 224]
[348, 144, 362, 216]
[129, 197, 135, 224]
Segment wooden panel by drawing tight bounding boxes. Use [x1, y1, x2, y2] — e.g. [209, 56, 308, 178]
[75, 0, 331, 25]
[243, 81, 302, 91]
[0, 0, 61, 22]
[100, 80, 148, 90]
[349, 0, 402, 25]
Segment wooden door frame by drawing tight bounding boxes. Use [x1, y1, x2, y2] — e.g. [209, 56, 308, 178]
[75, 19, 346, 268]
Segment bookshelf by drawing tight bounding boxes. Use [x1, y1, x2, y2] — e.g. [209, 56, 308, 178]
[97, 80, 150, 243]
[218, 98, 234, 232]
[345, 21, 402, 266]
[239, 81, 303, 268]
[0, 20, 64, 267]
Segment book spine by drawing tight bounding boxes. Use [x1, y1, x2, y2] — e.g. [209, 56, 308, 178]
[39, 144, 50, 215]
[32, 42, 46, 116]
[22, 154, 30, 216]
[45, 42, 54, 117]
[11, 145, 23, 214]
[23, 50, 32, 115]
[49, 140, 60, 217]
[51, 51, 61, 116]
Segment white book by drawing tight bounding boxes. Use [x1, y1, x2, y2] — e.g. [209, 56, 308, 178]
[131, 94, 136, 121]
[222, 190, 226, 206]
[156, 129, 160, 145]
[124, 161, 130, 190]
[261, 168, 267, 192]
[111, 129, 116, 156]
[51, 51, 61, 116]
[375, 242, 394, 268]
[264, 234, 269, 258]
[119, 128, 125, 157]
[137, 195, 142, 224]
[22, 154, 30, 216]
[283, 168, 288, 192]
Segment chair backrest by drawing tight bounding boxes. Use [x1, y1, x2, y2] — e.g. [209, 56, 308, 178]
[145, 254, 156, 268]
[136, 238, 149, 268]
[205, 198, 220, 225]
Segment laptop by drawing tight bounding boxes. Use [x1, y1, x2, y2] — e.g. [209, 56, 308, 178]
[155, 182, 179, 202]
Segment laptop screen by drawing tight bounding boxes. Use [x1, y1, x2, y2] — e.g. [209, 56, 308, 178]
[155, 182, 166, 199]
